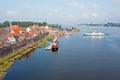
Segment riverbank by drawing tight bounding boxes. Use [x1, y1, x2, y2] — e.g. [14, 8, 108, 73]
[0, 34, 54, 80]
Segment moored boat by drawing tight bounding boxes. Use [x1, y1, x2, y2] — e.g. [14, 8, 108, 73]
[45, 37, 58, 50]
[52, 41, 58, 51]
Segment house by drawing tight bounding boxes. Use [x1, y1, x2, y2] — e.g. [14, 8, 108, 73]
[9, 25, 26, 42]
[0, 28, 10, 46]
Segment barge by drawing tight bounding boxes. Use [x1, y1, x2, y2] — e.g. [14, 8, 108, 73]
[45, 37, 58, 51]
[52, 41, 58, 51]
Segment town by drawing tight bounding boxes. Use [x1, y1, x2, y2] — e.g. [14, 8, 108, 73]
[0, 21, 80, 56]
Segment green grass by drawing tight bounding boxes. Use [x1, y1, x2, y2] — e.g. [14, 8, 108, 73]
[46, 35, 54, 41]
[0, 61, 13, 71]
[37, 41, 47, 48]
[37, 35, 54, 48]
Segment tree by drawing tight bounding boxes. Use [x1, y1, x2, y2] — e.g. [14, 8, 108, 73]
[3, 21, 10, 27]
[42, 22, 47, 26]
[39, 23, 43, 26]
[0, 23, 2, 28]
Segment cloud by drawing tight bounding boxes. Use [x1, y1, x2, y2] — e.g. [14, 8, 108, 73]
[91, 3, 98, 10]
[20, 3, 33, 10]
[7, 11, 20, 17]
[80, 12, 99, 19]
[65, 1, 99, 11]
[112, 0, 120, 3]
[2, 0, 117, 24]
[52, 9, 59, 13]
[91, 12, 99, 17]
[81, 13, 89, 18]
[65, 2, 85, 10]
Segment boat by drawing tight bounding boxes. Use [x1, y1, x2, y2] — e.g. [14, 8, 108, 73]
[52, 41, 58, 51]
[45, 37, 58, 50]
[83, 32, 104, 36]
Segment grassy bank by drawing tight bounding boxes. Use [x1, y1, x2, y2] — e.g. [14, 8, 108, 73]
[37, 35, 54, 48]
[0, 35, 54, 80]
[0, 72, 6, 80]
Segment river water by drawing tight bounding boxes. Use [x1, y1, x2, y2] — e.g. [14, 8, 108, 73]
[4, 26, 120, 80]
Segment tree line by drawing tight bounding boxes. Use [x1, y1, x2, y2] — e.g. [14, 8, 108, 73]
[48, 24, 62, 29]
[104, 23, 120, 27]
[80, 22, 120, 27]
[0, 21, 62, 29]
[0, 21, 48, 28]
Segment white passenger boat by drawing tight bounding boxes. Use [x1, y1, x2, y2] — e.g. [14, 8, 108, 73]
[83, 32, 104, 36]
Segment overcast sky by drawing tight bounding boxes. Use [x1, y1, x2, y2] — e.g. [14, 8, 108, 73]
[0, 0, 120, 24]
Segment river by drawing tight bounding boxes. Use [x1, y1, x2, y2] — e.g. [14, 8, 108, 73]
[3, 26, 120, 80]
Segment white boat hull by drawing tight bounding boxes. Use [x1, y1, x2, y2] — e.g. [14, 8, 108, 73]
[83, 32, 104, 36]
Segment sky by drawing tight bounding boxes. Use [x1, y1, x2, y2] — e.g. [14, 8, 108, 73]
[0, 0, 120, 24]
